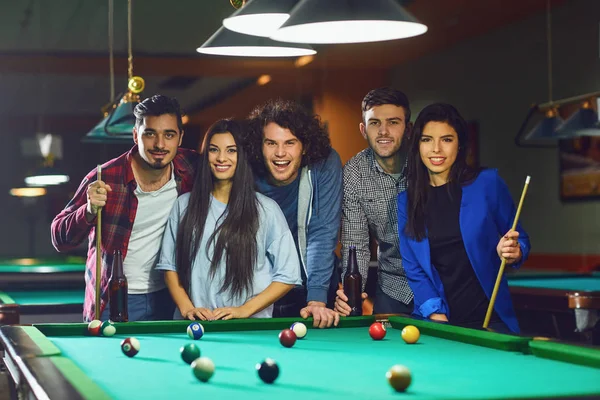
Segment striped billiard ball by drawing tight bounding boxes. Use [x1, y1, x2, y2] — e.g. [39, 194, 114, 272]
[120, 337, 140, 357]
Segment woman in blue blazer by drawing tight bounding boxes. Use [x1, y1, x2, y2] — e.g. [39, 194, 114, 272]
[397, 103, 530, 333]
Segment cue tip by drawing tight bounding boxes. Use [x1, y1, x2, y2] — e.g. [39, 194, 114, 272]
[525, 176, 531, 184]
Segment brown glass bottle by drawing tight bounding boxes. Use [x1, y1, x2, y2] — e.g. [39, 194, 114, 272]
[109, 249, 128, 322]
[343, 245, 362, 316]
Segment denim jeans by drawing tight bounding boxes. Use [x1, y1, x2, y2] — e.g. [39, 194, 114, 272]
[101, 287, 174, 322]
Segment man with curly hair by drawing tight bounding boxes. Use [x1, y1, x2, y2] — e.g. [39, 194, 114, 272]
[246, 99, 342, 328]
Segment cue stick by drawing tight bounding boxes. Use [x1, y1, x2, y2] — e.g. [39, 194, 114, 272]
[94, 165, 102, 320]
[483, 175, 531, 329]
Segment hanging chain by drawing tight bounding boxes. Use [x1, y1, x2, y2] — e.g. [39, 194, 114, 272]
[108, 0, 115, 102]
[128, 0, 133, 81]
[546, 0, 553, 103]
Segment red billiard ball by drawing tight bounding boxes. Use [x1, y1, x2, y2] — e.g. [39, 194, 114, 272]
[369, 322, 386, 340]
[121, 337, 140, 357]
[87, 320, 102, 336]
[278, 329, 297, 348]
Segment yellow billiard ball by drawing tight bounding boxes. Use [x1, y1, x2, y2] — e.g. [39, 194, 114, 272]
[386, 364, 411, 391]
[401, 325, 420, 344]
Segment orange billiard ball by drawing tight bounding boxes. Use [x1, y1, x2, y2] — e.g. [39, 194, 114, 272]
[401, 325, 420, 344]
[369, 322, 386, 340]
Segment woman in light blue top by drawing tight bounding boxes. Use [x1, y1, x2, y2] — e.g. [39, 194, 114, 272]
[157, 119, 300, 321]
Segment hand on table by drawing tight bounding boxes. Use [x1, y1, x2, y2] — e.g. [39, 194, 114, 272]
[496, 230, 522, 264]
[429, 313, 448, 322]
[334, 289, 368, 316]
[300, 301, 339, 328]
[183, 307, 215, 321]
[213, 306, 251, 320]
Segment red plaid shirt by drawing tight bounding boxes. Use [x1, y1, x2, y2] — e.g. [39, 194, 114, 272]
[51, 145, 198, 321]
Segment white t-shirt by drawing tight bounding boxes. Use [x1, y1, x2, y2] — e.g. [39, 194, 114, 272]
[124, 171, 177, 294]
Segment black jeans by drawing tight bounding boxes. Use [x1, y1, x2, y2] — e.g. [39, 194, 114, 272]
[273, 286, 307, 318]
[373, 286, 414, 315]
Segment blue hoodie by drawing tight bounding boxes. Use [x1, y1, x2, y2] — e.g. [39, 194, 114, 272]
[255, 149, 342, 303]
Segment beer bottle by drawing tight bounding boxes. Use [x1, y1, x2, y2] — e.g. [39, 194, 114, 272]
[343, 245, 362, 316]
[109, 249, 128, 322]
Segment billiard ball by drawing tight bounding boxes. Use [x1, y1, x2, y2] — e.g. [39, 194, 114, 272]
[290, 322, 307, 339]
[256, 358, 279, 384]
[180, 343, 201, 364]
[187, 322, 204, 340]
[369, 322, 386, 340]
[386, 364, 411, 392]
[191, 357, 215, 382]
[120, 337, 140, 357]
[101, 320, 116, 337]
[87, 320, 102, 336]
[401, 325, 420, 344]
[278, 329, 297, 348]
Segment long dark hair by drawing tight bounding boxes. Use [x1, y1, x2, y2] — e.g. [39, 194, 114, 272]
[176, 119, 259, 299]
[405, 103, 481, 241]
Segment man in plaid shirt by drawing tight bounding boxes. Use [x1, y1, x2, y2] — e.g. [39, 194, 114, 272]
[335, 87, 415, 315]
[51, 95, 198, 322]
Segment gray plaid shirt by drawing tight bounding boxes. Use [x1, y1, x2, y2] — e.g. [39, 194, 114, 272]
[341, 148, 413, 304]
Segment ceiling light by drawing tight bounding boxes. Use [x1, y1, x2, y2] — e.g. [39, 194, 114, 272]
[9, 188, 47, 198]
[270, 0, 427, 44]
[198, 27, 315, 57]
[223, 0, 298, 37]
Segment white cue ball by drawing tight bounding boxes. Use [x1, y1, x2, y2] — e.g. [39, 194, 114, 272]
[290, 322, 307, 339]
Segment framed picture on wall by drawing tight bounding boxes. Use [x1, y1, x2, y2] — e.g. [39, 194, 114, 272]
[559, 136, 600, 200]
[466, 121, 480, 168]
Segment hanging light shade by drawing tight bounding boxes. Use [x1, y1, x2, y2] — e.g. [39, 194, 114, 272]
[83, 90, 142, 144]
[197, 26, 315, 57]
[270, 0, 427, 44]
[25, 154, 70, 187]
[523, 108, 564, 142]
[223, 0, 298, 38]
[554, 100, 600, 138]
[84, 0, 145, 144]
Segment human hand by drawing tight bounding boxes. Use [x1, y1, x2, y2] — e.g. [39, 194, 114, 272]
[496, 230, 522, 264]
[86, 180, 112, 219]
[429, 313, 448, 322]
[183, 307, 215, 321]
[213, 306, 251, 320]
[334, 289, 368, 316]
[300, 301, 340, 328]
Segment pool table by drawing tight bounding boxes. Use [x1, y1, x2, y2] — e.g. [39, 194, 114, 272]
[1, 316, 599, 399]
[508, 271, 600, 344]
[0, 258, 85, 324]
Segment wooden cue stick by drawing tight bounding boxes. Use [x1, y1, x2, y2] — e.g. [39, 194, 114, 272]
[94, 165, 102, 320]
[483, 175, 531, 329]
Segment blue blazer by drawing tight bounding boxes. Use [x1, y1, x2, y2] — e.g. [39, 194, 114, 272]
[397, 169, 531, 333]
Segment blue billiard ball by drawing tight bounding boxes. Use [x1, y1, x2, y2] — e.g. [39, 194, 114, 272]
[187, 322, 204, 340]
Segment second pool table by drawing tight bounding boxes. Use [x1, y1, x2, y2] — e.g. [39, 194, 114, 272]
[508, 271, 600, 344]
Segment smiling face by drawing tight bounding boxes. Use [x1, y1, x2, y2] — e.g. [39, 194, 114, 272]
[208, 132, 238, 183]
[261, 122, 304, 186]
[360, 104, 407, 164]
[133, 114, 183, 170]
[419, 121, 459, 186]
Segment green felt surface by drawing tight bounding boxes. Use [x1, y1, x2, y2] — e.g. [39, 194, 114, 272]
[0, 264, 85, 274]
[34, 321, 600, 400]
[508, 276, 600, 291]
[1, 290, 83, 305]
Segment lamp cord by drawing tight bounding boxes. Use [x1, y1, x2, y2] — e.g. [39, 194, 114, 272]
[108, 0, 115, 102]
[128, 0, 133, 81]
[546, 0, 553, 104]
